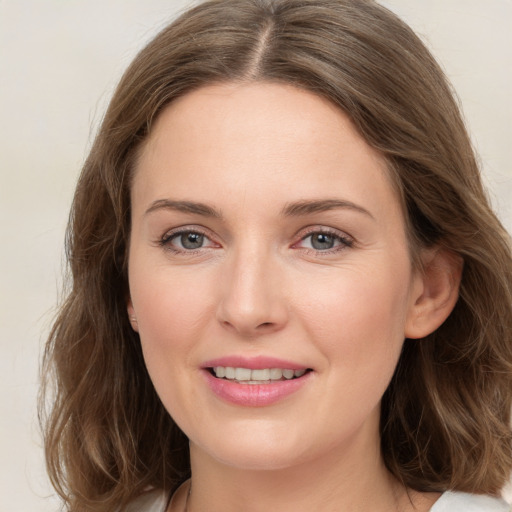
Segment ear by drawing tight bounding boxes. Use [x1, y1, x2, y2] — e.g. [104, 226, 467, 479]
[405, 248, 463, 339]
[127, 298, 139, 332]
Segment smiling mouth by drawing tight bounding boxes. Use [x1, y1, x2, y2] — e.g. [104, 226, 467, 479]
[208, 366, 312, 384]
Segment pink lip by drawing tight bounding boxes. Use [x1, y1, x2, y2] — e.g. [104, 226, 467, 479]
[203, 371, 311, 407]
[202, 355, 308, 370]
[201, 356, 312, 407]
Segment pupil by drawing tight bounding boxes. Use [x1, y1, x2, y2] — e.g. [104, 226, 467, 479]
[311, 233, 334, 250]
[181, 232, 203, 249]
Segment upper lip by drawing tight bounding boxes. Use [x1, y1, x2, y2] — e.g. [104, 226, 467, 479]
[202, 355, 309, 370]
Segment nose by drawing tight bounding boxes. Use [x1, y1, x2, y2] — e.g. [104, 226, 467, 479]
[216, 248, 289, 338]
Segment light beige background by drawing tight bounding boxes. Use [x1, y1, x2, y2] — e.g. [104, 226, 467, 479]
[1, 1, 510, 510]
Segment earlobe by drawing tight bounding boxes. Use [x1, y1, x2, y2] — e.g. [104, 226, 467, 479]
[405, 248, 463, 339]
[127, 299, 139, 332]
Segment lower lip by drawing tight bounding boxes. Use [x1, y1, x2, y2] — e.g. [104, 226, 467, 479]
[203, 370, 312, 407]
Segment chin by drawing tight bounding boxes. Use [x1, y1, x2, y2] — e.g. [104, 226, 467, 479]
[207, 446, 309, 472]
[191, 422, 336, 473]
[190, 423, 313, 471]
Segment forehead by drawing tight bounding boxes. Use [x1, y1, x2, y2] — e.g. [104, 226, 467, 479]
[140, 82, 383, 162]
[132, 82, 402, 221]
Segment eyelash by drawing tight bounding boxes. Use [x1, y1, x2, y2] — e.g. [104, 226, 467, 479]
[294, 227, 354, 254]
[159, 227, 217, 254]
[158, 227, 354, 255]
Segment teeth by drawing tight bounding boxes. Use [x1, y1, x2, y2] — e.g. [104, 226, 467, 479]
[251, 369, 270, 380]
[234, 368, 251, 381]
[269, 368, 283, 379]
[212, 366, 308, 382]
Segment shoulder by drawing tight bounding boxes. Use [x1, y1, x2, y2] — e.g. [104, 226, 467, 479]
[124, 489, 168, 512]
[431, 491, 511, 512]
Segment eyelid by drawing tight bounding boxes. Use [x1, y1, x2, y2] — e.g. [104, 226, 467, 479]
[161, 225, 205, 243]
[156, 224, 353, 254]
[292, 226, 354, 251]
[159, 225, 220, 251]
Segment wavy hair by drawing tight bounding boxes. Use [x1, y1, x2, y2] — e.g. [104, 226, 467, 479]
[40, 0, 512, 510]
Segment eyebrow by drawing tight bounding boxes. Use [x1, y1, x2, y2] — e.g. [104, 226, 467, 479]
[281, 199, 374, 219]
[144, 198, 374, 220]
[144, 199, 222, 218]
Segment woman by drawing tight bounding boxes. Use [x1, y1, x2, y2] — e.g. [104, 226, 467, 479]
[41, 0, 512, 511]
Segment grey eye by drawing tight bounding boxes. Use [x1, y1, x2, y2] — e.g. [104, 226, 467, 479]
[179, 232, 205, 249]
[310, 233, 336, 250]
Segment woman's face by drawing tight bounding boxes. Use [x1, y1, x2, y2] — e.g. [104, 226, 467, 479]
[128, 82, 424, 471]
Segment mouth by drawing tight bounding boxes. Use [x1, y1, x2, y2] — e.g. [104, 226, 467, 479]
[208, 366, 312, 384]
[203, 361, 313, 406]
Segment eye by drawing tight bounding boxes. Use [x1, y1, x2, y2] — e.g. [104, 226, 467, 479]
[295, 230, 353, 252]
[176, 232, 206, 249]
[161, 229, 218, 252]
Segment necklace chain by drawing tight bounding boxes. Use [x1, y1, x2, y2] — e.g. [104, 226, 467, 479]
[183, 480, 191, 512]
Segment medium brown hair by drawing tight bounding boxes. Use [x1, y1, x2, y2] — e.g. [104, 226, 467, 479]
[41, 0, 512, 510]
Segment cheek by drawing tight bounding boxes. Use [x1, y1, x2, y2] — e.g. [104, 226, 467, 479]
[132, 264, 212, 335]
[297, 265, 411, 385]
[129, 268, 213, 425]
[303, 266, 410, 338]
[128, 263, 216, 396]
[296, 272, 410, 433]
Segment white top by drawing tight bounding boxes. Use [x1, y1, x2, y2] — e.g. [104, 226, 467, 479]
[431, 491, 510, 511]
[126, 489, 511, 512]
[125, 490, 168, 512]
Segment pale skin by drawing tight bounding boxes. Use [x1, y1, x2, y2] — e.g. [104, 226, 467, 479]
[127, 82, 462, 512]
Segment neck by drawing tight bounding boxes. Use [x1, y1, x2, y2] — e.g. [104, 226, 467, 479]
[185, 428, 411, 512]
